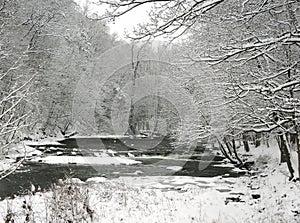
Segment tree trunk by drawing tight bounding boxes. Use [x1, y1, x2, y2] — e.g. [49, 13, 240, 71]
[217, 139, 237, 164]
[242, 134, 250, 152]
[224, 139, 233, 157]
[277, 135, 287, 163]
[281, 134, 295, 180]
[236, 138, 241, 148]
[266, 134, 270, 148]
[255, 133, 261, 147]
[232, 138, 243, 166]
[295, 132, 300, 181]
[290, 133, 298, 151]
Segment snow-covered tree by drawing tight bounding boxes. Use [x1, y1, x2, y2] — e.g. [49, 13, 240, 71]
[96, 0, 300, 179]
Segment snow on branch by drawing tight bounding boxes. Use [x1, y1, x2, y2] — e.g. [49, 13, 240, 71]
[95, 0, 226, 39]
[241, 119, 291, 133]
[258, 62, 299, 82]
[195, 32, 300, 64]
[271, 80, 300, 94]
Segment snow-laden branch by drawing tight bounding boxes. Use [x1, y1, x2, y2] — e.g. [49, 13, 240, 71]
[95, 0, 226, 39]
[0, 144, 26, 181]
[194, 32, 300, 64]
[271, 80, 300, 94]
[258, 62, 299, 82]
[241, 119, 291, 133]
[0, 52, 26, 80]
[229, 78, 300, 98]
[0, 73, 36, 105]
[0, 113, 30, 135]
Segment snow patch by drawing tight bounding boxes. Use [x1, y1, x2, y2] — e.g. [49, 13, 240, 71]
[86, 177, 107, 183]
[212, 163, 235, 168]
[166, 166, 183, 171]
[30, 155, 141, 165]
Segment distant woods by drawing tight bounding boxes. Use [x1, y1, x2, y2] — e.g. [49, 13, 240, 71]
[0, 0, 117, 152]
[1, 0, 300, 180]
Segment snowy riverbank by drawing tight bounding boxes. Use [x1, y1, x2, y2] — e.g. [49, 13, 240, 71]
[0, 161, 299, 223]
[1, 141, 300, 222]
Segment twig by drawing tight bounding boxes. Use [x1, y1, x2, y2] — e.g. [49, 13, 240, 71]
[0, 143, 27, 181]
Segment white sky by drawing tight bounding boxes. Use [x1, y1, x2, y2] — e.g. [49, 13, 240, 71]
[74, 0, 151, 39]
[109, 5, 151, 38]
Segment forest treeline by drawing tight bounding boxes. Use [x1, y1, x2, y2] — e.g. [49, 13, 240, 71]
[0, 0, 118, 146]
[1, 0, 300, 180]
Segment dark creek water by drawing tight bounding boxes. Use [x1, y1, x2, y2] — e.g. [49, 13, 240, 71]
[0, 137, 242, 200]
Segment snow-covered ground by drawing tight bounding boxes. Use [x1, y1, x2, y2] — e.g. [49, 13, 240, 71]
[1, 141, 299, 222]
[0, 160, 299, 223]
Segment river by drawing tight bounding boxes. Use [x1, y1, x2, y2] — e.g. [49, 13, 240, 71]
[0, 137, 242, 200]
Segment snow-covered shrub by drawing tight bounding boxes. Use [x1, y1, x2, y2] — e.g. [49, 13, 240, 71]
[4, 201, 15, 223]
[46, 179, 94, 223]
